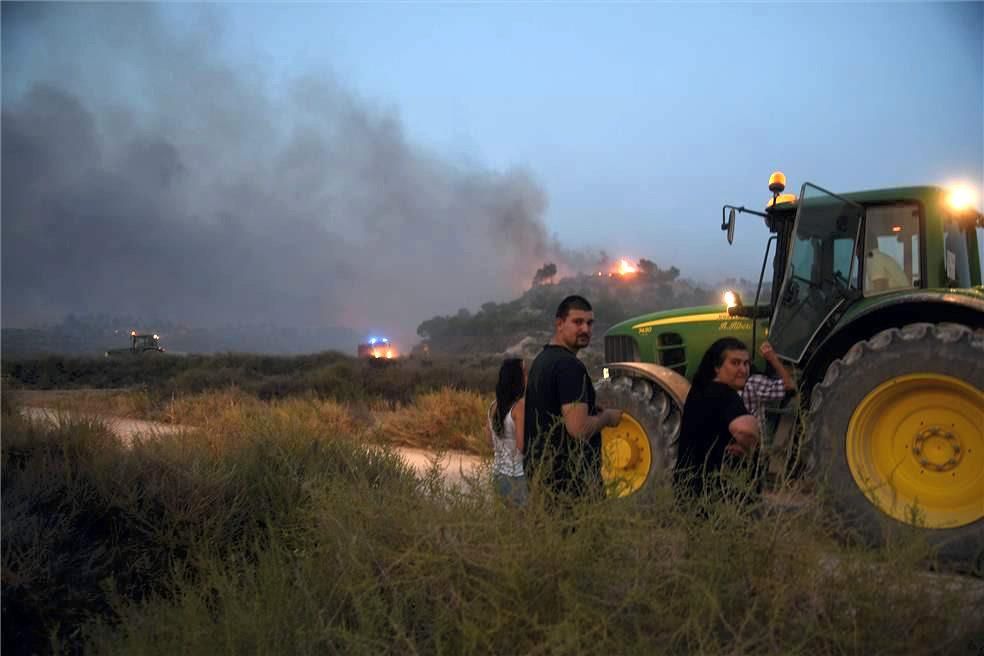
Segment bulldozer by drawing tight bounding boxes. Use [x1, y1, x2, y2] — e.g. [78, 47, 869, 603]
[105, 330, 166, 357]
[597, 172, 983, 561]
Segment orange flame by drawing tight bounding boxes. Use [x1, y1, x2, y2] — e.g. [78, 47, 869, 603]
[615, 258, 638, 276]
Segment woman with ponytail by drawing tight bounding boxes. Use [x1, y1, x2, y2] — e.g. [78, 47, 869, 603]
[488, 358, 528, 506]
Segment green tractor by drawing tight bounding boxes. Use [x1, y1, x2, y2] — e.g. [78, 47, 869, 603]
[597, 172, 983, 560]
[105, 330, 166, 357]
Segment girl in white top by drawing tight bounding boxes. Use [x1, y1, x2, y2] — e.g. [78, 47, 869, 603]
[488, 358, 528, 506]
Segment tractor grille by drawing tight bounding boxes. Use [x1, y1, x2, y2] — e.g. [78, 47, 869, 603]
[657, 332, 687, 375]
[605, 335, 640, 363]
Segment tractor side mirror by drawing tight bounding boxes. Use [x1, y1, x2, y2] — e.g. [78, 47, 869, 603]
[727, 208, 736, 244]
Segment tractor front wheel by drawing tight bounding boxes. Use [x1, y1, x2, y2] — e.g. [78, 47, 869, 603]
[809, 323, 984, 562]
[595, 373, 683, 497]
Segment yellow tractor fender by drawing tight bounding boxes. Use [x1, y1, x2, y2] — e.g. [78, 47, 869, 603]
[603, 362, 691, 409]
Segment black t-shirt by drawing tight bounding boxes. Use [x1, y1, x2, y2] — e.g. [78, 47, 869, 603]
[523, 344, 602, 497]
[672, 381, 749, 498]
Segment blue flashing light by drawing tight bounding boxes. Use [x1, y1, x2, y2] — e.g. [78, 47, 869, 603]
[369, 338, 377, 345]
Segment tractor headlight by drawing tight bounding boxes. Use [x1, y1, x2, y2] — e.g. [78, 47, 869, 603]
[947, 186, 977, 212]
[723, 290, 742, 309]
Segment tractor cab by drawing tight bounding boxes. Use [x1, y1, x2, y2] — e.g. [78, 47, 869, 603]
[724, 174, 984, 365]
[768, 183, 864, 363]
[131, 332, 163, 352]
[105, 330, 165, 356]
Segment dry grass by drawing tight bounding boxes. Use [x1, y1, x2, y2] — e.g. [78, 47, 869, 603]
[159, 388, 363, 441]
[375, 388, 491, 455]
[3, 392, 982, 656]
[8, 388, 158, 418]
[9, 386, 494, 456]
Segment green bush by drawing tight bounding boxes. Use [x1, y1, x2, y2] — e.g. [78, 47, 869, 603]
[2, 353, 500, 404]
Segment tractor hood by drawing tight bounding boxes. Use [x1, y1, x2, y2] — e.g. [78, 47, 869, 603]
[608, 304, 729, 334]
[605, 304, 769, 381]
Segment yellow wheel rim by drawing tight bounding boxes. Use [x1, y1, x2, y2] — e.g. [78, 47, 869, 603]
[846, 373, 984, 529]
[601, 413, 652, 497]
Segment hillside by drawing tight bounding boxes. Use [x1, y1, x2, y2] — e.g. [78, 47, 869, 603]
[1, 267, 764, 359]
[415, 266, 762, 355]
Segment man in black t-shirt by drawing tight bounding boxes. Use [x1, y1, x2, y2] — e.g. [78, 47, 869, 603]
[672, 337, 760, 503]
[524, 295, 622, 500]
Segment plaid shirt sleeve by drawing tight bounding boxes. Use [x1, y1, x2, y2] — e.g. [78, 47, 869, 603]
[741, 374, 787, 418]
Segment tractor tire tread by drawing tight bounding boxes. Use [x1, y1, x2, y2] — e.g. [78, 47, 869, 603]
[595, 373, 682, 491]
[810, 321, 983, 562]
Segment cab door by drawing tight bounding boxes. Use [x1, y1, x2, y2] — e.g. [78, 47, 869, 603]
[769, 183, 864, 363]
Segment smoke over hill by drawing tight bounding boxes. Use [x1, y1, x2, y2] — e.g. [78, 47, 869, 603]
[1, 4, 600, 351]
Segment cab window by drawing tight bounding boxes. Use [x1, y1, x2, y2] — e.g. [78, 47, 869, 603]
[862, 204, 920, 294]
[834, 238, 860, 287]
[943, 217, 973, 287]
[977, 224, 984, 283]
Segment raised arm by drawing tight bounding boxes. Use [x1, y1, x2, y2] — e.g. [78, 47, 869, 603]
[761, 342, 796, 392]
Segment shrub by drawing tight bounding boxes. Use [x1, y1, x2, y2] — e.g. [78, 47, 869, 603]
[1, 409, 417, 655]
[375, 388, 491, 455]
[3, 353, 500, 404]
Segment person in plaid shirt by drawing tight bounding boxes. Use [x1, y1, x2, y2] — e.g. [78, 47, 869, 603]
[741, 341, 796, 437]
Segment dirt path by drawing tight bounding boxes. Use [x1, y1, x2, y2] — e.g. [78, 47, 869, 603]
[389, 447, 485, 486]
[18, 406, 485, 487]
[20, 406, 187, 444]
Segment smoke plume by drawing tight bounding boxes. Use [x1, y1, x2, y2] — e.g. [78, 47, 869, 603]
[1, 3, 580, 349]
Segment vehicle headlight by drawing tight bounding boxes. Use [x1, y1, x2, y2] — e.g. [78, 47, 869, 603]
[723, 290, 742, 309]
[947, 186, 977, 211]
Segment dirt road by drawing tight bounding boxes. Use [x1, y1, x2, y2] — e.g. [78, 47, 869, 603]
[18, 406, 485, 487]
[19, 406, 186, 444]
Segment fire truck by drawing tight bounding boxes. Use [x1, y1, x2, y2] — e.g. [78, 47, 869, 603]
[357, 337, 397, 359]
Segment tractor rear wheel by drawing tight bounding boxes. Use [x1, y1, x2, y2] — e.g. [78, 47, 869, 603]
[809, 323, 984, 562]
[595, 372, 683, 497]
